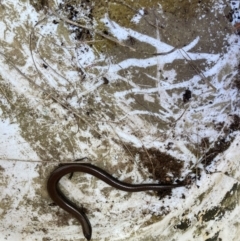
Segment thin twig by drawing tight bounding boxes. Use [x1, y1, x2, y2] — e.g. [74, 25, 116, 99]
[37, 48, 74, 87]
[152, 47, 176, 56]
[171, 106, 188, 127]
[142, 145, 156, 180]
[0, 157, 89, 165]
[179, 48, 217, 92]
[0, 51, 103, 138]
[29, 17, 48, 84]
[190, 122, 228, 169]
[50, 7, 136, 52]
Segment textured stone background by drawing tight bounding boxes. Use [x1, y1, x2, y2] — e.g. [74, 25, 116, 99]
[0, 0, 239, 240]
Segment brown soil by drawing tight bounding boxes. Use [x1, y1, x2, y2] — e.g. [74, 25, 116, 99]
[120, 143, 184, 198]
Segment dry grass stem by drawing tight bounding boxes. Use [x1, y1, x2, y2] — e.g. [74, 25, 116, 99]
[179, 48, 217, 92]
[50, 8, 136, 52]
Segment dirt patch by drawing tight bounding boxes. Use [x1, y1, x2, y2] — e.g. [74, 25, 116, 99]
[159, 0, 215, 19]
[199, 137, 232, 167]
[229, 114, 240, 131]
[174, 218, 191, 230]
[233, 62, 240, 90]
[119, 143, 184, 197]
[198, 115, 240, 167]
[30, 0, 49, 12]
